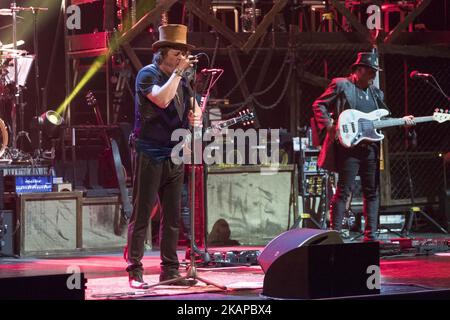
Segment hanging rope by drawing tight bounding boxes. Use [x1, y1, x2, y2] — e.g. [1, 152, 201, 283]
[210, 48, 294, 116]
[223, 32, 268, 99]
[251, 58, 294, 110]
[253, 48, 292, 97]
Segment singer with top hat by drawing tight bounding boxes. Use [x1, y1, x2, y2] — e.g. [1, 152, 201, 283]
[125, 24, 202, 289]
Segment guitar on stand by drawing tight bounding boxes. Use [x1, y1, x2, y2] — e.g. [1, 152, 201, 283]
[85, 91, 132, 221]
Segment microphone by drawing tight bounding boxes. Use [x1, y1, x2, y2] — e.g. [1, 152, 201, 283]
[410, 70, 432, 79]
[201, 68, 223, 74]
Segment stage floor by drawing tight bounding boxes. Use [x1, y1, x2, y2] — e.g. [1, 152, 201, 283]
[1, 233, 450, 300]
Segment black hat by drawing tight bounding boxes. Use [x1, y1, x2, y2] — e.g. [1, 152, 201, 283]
[350, 52, 382, 71]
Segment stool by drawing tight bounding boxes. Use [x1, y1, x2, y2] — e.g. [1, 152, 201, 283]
[212, 5, 240, 32]
[382, 2, 416, 33]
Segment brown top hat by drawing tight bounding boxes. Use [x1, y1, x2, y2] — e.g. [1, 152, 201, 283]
[350, 52, 382, 71]
[152, 24, 195, 52]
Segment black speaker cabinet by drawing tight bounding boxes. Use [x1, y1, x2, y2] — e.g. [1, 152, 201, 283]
[0, 273, 86, 300]
[0, 210, 14, 256]
[258, 228, 380, 299]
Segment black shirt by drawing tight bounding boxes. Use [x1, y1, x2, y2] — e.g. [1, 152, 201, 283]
[355, 86, 378, 113]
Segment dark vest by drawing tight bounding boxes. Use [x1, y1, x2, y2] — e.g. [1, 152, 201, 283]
[134, 64, 189, 148]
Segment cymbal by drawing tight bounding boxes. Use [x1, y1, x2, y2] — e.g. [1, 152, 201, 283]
[0, 9, 24, 18]
[0, 50, 28, 59]
[12, 6, 49, 12]
[0, 9, 12, 16]
[1, 40, 25, 49]
[0, 7, 47, 15]
[1, 54, 18, 59]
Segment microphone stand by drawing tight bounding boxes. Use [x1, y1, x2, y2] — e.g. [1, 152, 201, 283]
[11, 1, 19, 153]
[422, 76, 450, 103]
[190, 68, 248, 268]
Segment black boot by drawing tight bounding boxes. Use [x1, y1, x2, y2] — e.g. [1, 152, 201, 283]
[159, 269, 198, 286]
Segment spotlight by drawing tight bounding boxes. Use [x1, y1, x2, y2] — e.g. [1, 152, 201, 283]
[38, 110, 64, 139]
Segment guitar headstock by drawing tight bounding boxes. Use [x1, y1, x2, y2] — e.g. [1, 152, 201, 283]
[86, 90, 97, 107]
[433, 108, 450, 123]
[238, 109, 255, 126]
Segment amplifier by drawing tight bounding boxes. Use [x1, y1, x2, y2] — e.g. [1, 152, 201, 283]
[67, 32, 108, 56]
[206, 165, 297, 246]
[17, 192, 83, 256]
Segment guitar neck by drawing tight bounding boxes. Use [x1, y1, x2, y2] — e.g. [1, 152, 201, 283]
[93, 103, 111, 148]
[374, 116, 434, 129]
[185, 117, 244, 143]
[212, 117, 241, 130]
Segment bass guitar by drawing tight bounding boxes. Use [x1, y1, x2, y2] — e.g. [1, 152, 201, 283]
[337, 108, 450, 148]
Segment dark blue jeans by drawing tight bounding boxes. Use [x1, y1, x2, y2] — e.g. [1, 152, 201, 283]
[330, 142, 380, 240]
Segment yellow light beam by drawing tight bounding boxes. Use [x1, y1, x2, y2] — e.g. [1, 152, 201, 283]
[56, 54, 110, 115]
[55, 7, 143, 115]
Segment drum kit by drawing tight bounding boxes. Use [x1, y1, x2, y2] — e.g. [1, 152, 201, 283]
[0, 2, 47, 162]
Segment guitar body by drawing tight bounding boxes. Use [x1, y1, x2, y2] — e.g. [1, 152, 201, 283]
[337, 109, 389, 147]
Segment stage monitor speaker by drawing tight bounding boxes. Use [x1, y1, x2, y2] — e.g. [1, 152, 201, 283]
[258, 228, 380, 299]
[0, 273, 86, 300]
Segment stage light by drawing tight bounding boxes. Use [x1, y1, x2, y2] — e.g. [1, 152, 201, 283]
[38, 110, 64, 139]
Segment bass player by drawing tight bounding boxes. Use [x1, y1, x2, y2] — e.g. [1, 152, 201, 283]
[311, 52, 415, 241]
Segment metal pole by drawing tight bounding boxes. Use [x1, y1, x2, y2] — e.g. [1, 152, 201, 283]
[11, 1, 18, 150]
[33, 8, 41, 116]
[63, 0, 71, 126]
